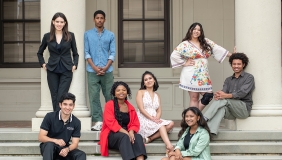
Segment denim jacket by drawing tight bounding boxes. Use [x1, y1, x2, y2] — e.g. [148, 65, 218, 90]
[175, 126, 211, 160]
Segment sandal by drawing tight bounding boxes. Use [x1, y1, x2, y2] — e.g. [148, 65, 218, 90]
[143, 137, 150, 144]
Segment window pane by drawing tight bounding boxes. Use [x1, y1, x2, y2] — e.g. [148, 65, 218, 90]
[123, 43, 143, 62]
[145, 0, 164, 18]
[123, 0, 142, 19]
[145, 21, 164, 40]
[123, 21, 142, 40]
[4, 23, 23, 41]
[144, 42, 164, 62]
[25, 43, 39, 62]
[3, 0, 23, 19]
[4, 43, 23, 63]
[25, 22, 40, 41]
[25, 0, 40, 19]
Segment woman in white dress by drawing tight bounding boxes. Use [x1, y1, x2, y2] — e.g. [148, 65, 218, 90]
[171, 22, 235, 111]
[136, 71, 174, 152]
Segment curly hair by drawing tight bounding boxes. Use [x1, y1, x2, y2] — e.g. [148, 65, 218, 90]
[229, 53, 249, 69]
[182, 22, 212, 54]
[110, 81, 132, 127]
[178, 107, 211, 140]
[139, 71, 159, 91]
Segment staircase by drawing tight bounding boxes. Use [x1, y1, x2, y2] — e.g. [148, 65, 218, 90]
[0, 127, 282, 160]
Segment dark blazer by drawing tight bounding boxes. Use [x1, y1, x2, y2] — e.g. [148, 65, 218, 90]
[37, 32, 79, 71]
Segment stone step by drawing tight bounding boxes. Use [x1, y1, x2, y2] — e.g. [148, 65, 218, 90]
[1, 142, 282, 155]
[0, 156, 282, 160]
[1, 128, 282, 141]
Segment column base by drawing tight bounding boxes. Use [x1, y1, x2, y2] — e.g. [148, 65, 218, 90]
[236, 117, 282, 130]
[32, 117, 91, 131]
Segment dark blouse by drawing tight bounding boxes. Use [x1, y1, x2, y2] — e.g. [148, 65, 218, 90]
[53, 41, 68, 73]
[183, 129, 194, 149]
[120, 112, 130, 130]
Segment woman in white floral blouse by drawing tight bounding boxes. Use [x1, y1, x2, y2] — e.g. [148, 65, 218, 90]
[170, 22, 235, 111]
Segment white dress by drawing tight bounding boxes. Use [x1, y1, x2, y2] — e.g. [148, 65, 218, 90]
[137, 91, 172, 138]
[170, 38, 228, 92]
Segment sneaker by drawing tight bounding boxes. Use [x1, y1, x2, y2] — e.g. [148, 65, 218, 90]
[91, 121, 103, 131]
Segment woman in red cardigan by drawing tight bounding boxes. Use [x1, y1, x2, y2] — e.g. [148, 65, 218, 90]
[99, 81, 147, 160]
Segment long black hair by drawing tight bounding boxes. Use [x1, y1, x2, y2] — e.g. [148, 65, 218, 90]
[178, 107, 211, 140]
[182, 22, 212, 53]
[139, 71, 159, 91]
[49, 12, 71, 42]
[110, 81, 132, 126]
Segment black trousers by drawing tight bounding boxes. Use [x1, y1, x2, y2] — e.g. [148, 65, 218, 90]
[108, 132, 147, 160]
[47, 70, 73, 111]
[40, 142, 86, 160]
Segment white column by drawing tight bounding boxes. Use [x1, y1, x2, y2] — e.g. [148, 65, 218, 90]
[235, 0, 282, 130]
[32, 0, 91, 131]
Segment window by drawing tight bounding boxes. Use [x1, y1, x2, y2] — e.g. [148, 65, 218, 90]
[0, 0, 40, 68]
[118, 0, 170, 68]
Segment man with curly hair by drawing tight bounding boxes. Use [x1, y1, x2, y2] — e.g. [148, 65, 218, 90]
[203, 53, 255, 135]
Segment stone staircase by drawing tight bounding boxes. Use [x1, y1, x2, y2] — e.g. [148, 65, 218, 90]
[0, 128, 282, 160]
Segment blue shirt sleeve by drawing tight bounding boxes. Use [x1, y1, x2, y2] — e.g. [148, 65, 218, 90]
[84, 32, 91, 60]
[108, 33, 116, 62]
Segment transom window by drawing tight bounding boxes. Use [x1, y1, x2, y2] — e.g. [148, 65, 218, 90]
[118, 0, 170, 68]
[0, 0, 40, 68]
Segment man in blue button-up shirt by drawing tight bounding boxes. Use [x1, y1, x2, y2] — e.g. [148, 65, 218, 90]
[84, 10, 116, 131]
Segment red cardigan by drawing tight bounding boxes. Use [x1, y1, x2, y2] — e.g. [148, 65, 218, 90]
[99, 100, 140, 156]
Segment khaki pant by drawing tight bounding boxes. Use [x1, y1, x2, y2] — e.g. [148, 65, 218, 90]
[204, 99, 249, 134]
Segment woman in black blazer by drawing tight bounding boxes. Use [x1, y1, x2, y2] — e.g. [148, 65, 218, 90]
[37, 12, 79, 111]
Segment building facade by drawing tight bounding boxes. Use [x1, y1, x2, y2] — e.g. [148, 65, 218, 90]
[0, 0, 281, 131]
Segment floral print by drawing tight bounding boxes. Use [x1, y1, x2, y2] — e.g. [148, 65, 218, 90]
[171, 38, 228, 92]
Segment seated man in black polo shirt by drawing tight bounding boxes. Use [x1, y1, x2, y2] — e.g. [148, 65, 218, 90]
[204, 53, 255, 135]
[38, 92, 86, 160]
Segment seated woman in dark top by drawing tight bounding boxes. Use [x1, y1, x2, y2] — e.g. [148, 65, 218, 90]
[99, 81, 147, 160]
[162, 107, 212, 160]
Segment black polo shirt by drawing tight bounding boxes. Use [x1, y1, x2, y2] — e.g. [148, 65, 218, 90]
[40, 111, 81, 145]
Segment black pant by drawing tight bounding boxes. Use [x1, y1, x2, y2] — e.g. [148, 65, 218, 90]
[40, 142, 86, 160]
[108, 132, 147, 160]
[47, 70, 73, 111]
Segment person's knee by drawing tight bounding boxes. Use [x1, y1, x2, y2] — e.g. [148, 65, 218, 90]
[43, 142, 55, 148]
[167, 121, 174, 130]
[190, 94, 199, 102]
[134, 134, 143, 143]
[200, 92, 214, 105]
[40, 142, 56, 154]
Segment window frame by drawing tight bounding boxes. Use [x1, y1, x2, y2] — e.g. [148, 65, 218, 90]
[118, 0, 170, 68]
[0, 0, 40, 68]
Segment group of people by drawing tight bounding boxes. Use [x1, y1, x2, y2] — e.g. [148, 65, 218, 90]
[37, 9, 255, 160]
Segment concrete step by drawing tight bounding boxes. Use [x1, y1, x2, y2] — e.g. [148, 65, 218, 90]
[1, 142, 282, 155]
[1, 128, 282, 141]
[0, 156, 282, 160]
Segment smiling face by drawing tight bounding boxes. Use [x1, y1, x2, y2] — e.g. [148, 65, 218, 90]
[190, 25, 201, 39]
[115, 85, 128, 100]
[94, 13, 105, 28]
[143, 74, 155, 88]
[59, 99, 74, 116]
[232, 59, 245, 75]
[185, 110, 200, 127]
[52, 17, 66, 31]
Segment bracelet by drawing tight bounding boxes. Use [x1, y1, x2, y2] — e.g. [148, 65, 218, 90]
[68, 146, 70, 152]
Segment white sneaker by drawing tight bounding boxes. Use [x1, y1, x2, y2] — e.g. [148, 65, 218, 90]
[91, 121, 103, 131]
